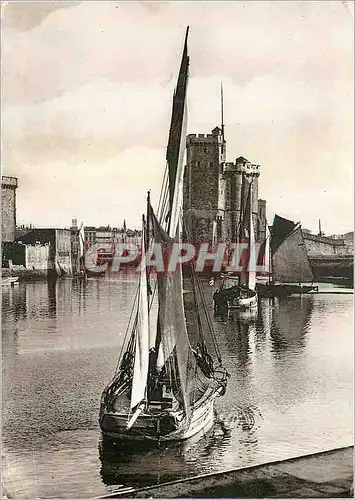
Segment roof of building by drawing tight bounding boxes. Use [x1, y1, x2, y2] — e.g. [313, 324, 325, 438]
[235, 156, 249, 164]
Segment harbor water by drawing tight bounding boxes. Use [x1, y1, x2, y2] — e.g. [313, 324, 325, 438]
[2, 275, 353, 498]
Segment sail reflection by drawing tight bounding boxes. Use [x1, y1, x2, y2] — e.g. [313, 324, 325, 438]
[269, 296, 314, 352]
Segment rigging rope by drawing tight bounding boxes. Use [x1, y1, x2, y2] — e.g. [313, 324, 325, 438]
[157, 162, 168, 220]
[183, 218, 222, 362]
[195, 273, 223, 364]
[113, 285, 139, 376]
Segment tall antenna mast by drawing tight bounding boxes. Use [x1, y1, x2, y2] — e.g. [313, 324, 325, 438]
[221, 82, 225, 144]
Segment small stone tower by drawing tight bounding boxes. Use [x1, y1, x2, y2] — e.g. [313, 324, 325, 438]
[223, 157, 260, 241]
[183, 126, 226, 244]
[1, 176, 18, 243]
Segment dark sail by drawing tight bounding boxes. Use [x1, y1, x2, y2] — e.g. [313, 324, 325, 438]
[273, 225, 314, 283]
[166, 27, 189, 221]
[152, 28, 218, 420]
[271, 214, 297, 253]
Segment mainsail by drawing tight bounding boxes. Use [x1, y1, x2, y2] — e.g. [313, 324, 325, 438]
[166, 26, 189, 234]
[151, 212, 213, 420]
[130, 224, 150, 410]
[238, 174, 256, 288]
[149, 26, 218, 421]
[263, 224, 271, 275]
[248, 182, 256, 290]
[272, 223, 314, 283]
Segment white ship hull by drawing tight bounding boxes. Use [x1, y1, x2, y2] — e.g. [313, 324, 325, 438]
[229, 292, 258, 310]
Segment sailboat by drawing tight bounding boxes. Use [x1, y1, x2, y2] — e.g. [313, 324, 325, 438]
[213, 174, 258, 313]
[256, 214, 318, 298]
[99, 27, 228, 442]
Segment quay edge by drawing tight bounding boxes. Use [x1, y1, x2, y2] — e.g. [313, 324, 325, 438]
[96, 445, 353, 498]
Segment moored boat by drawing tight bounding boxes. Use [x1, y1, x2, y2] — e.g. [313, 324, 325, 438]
[256, 215, 318, 298]
[213, 172, 258, 313]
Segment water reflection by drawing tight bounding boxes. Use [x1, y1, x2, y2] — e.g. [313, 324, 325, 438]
[99, 435, 190, 487]
[47, 279, 57, 319]
[270, 296, 313, 352]
[98, 421, 234, 488]
[2, 284, 27, 321]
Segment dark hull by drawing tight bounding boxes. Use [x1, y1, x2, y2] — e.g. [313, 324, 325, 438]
[213, 287, 258, 313]
[256, 283, 318, 298]
[284, 284, 318, 295]
[85, 268, 106, 278]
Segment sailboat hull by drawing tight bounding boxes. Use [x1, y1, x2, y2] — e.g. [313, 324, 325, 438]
[256, 283, 318, 298]
[99, 390, 219, 443]
[229, 293, 258, 310]
[284, 284, 318, 295]
[213, 283, 258, 313]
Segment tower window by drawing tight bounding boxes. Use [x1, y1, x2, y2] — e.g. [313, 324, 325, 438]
[204, 148, 207, 153]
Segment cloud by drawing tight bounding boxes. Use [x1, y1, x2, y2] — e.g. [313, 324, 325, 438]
[2, 1, 353, 233]
[3, 78, 171, 166]
[7, 148, 165, 229]
[2, 1, 81, 31]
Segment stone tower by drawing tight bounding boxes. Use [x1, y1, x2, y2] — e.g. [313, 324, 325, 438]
[183, 126, 265, 245]
[223, 156, 260, 242]
[1, 176, 18, 243]
[183, 126, 226, 244]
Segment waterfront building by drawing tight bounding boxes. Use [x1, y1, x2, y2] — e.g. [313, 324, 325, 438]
[83, 225, 142, 249]
[14, 228, 73, 275]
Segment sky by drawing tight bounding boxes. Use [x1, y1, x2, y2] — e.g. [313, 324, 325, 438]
[2, 1, 353, 234]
